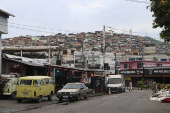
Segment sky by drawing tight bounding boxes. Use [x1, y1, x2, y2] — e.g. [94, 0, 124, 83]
[0, 0, 163, 41]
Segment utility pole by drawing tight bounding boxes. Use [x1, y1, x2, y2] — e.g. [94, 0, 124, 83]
[48, 37, 51, 63]
[103, 25, 105, 71]
[0, 34, 1, 73]
[114, 53, 116, 74]
[142, 42, 144, 80]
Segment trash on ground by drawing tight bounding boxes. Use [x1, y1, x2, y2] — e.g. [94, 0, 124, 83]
[150, 90, 170, 102]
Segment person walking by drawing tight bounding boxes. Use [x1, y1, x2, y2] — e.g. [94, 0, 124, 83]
[129, 81, 132, 92]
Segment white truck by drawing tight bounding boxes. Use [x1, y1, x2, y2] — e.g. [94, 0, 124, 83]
[106, 74, 125, 93]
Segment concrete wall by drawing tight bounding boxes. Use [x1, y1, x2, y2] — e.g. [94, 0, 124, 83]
[0, 15, 8, 34]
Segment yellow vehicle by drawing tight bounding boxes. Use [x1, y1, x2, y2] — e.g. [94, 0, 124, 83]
[15, 76, 54, 103]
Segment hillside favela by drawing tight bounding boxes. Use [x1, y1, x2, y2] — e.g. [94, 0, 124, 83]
[1, 1, 170, 113]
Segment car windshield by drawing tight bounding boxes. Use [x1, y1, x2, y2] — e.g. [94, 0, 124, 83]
[63, 84, 80, 89]
[108, 78, 121, 84]
[20, 80, 32, 85]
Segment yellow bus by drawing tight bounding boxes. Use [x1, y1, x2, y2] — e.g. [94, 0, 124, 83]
[15, 76, 54, 103]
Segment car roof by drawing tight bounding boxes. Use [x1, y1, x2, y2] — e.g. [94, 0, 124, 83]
[67, 83, 84, 85]
[19, 76, 52, 80]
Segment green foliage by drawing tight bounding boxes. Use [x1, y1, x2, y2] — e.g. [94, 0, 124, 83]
[147, 84, 152, 88]
[137, 81, 144, 89]
[167, 85, 170, 89]
[142, 85, 146, 88]
[69, 44, 73, 48]
[162, 84, 166, 89]
[157, 83, 161, 90]
[149, 0, 170, 42]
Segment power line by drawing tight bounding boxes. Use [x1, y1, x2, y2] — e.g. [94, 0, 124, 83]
[125, 0, 150, 4]
[0, 22, 57, 34]
[0, 21, 79, 35]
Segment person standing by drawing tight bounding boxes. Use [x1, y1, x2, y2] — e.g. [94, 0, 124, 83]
[129, 81, 132, 92]
[152, 81, 157, 93]
[0, 76, 4, 100]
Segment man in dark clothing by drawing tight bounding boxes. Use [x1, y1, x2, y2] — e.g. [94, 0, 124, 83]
[0, 76, 4, 100]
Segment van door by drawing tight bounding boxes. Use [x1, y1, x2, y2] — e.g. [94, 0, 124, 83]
[43, 79, 49, 96]
[49, 78, 54, 95]
[39, 79, 45, 96]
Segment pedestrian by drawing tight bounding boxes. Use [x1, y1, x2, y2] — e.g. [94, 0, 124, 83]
[145, 80, 148, 90]
[129, 81, 132, 92]
[0, 76, 4, 100]
[152, 81, 157, 93]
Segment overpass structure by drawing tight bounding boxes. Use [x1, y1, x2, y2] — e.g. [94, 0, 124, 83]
[2, 46, 62, 53]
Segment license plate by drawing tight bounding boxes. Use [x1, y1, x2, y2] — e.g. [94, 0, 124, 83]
[23, 93, 28, 95]
[63, 96, 68, 98]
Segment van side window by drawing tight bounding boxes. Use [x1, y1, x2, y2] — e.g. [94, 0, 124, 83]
[20, 80, 32, 85]
[41, 80, 44, 85]
[46, 79, 49, 84]
[33, 80, 38, 86]
[44, 79, 46, 85]
[38, 80, 41, 85]
[50, 79, 53, 84]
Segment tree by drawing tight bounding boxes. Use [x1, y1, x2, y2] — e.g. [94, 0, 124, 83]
[69, 44, 73, 48]
[149, 0, 170, 42]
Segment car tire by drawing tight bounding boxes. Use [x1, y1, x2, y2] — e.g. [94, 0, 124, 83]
[84, 93, 88, 99]
[11, 92, 16, 99]
[76, 94, 80, 101]
[120, 89, 123, 93]
[48, 94, 52, 101]
[59, 98, 62, 102]
[17, 100, 22, 103]
[37, 96, 42, 103]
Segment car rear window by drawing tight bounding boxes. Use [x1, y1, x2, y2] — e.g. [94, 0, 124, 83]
[20, 80, 32, 85]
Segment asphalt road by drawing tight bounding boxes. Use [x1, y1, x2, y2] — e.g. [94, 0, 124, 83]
[15, 89, 170, 113]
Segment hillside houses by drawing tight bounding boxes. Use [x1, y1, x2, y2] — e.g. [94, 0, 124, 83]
[1, 31, 170, 55]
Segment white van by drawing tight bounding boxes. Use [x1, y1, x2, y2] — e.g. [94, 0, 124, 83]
[106, 74, 125, 93]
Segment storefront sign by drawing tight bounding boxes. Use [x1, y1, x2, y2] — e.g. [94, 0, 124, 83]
[119, 70, 143, 75]
[153, 69, 170, 74]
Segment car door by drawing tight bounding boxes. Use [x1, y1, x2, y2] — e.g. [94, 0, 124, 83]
[82, 83, 88, 94]
[80, 84, 85, 97]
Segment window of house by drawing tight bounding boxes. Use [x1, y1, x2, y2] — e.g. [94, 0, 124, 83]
[63, 50, 67, 55]
[137, 63, 142, 68]
[124, 64, 127, 69]
[71, 50, 75, 55]
[157, 63, 162, 67]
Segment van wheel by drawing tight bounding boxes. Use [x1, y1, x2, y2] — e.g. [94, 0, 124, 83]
[11, 92, 16, 99]
[17, 100, 22, 103]
[48, 94, 52, 101]
[37, 96, 42, 103]
[59, 98, 62, 102]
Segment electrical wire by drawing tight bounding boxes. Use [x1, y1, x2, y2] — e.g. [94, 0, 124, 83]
[125, 0, 150, 4]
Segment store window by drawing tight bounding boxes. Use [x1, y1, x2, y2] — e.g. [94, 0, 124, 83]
[124, 64, 127, 69]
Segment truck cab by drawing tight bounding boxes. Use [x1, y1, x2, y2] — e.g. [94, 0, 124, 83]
[106, 74, 125, 93]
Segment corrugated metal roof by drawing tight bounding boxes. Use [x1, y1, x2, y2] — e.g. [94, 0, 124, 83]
[3, 54, 49, 67]
[0, 9, 15, 17]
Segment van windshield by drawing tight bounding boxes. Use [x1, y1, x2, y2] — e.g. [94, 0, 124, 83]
[20, 80, 32, 85]
[108, 78, 121, 84]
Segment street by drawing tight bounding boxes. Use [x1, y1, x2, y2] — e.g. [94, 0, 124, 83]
[1, 89, 170, 113]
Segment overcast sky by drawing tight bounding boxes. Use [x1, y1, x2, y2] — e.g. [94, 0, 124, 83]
[0, 0, 163, 41]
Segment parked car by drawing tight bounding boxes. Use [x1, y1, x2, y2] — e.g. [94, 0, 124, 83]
[57, 83, 89, 102]
[1, 73, 19, 99]
[15, 76, 55, 103]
